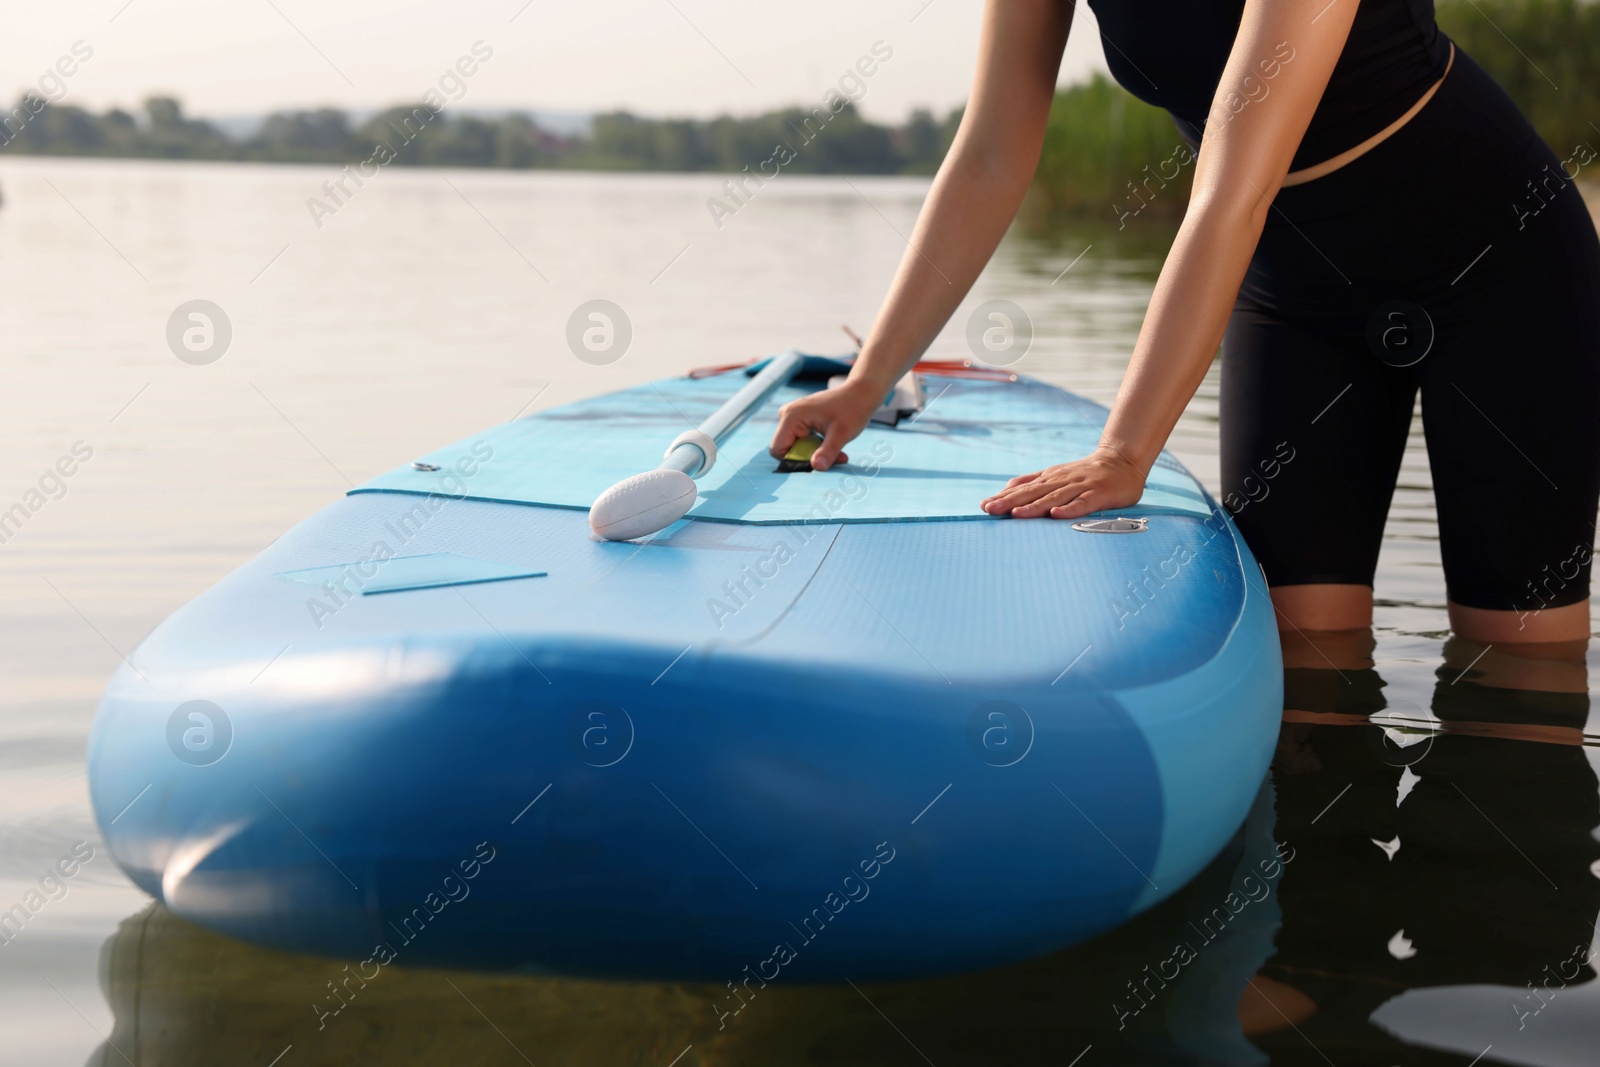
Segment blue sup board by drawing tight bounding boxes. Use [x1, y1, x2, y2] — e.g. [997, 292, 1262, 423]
[87, 358, 1281, 981]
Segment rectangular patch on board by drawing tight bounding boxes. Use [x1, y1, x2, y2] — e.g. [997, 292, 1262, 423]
[274, 552, 546, 595]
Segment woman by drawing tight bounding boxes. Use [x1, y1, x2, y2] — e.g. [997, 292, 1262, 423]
[768, 0, 1600, 644]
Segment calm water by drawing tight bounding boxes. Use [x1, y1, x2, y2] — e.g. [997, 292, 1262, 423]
[0, 158, 1597, 1065]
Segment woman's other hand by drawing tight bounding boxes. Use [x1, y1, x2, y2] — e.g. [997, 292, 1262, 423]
[768, 381, 881, 470]
[980, 447, 1146, 519]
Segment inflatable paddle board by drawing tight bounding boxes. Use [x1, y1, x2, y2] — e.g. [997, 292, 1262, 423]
[87, 356, 1281, 981]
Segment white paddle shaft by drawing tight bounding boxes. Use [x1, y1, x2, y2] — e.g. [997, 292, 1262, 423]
[589, 348, 808, 541]
[661, 348, 806, 477]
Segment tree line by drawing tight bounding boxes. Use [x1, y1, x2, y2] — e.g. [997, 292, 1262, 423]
[0, 94, 961, 176]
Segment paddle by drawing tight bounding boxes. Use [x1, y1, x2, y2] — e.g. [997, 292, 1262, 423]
[588, 348, 807, 540]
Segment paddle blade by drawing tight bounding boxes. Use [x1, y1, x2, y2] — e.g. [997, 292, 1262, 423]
[588, 469, 697, 541]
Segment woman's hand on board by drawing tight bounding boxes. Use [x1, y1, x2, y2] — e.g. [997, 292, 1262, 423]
[981, 447, 1146, 519]
[768, 381, 881, 470]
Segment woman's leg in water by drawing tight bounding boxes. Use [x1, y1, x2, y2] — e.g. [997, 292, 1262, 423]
[1262, 590, 1591, 644]
[1271, 585, 1375, 633]
[1415, 125, 1600, 646]
[1221, 51, 1600, 643]
[1448, 601, 1591, 643]
[1222, 189, 1600, 646]
[1220, 304, 1418, 635]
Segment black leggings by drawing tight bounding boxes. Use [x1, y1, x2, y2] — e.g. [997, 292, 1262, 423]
[1221, 47, 1600, 613]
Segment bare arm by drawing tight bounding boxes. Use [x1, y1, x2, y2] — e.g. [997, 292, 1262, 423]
[985, 0, 1359, 517]
[769, 0, 1073, 468]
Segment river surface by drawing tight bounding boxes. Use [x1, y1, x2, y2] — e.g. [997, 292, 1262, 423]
[0, 158, 1596, 1065]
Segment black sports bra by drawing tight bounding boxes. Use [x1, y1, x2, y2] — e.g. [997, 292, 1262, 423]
[1085, 0, 1453, 171]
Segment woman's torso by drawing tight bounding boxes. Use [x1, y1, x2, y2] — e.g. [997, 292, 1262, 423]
[1084, 0, 1453, 171]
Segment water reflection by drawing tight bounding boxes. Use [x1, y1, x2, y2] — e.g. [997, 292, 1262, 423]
[86, 635, 1599, 1066]
[86, 796, 1278, 1067]
[1254, 632, 1600, 1064]
[1011, 208, 1180, 284]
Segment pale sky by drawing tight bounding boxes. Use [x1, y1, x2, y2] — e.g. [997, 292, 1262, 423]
[6, 0, 1111, 122]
